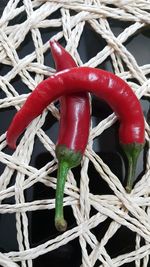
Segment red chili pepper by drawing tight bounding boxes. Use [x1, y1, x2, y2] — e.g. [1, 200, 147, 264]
[50, 40, 90, 231]
[7, 67, 145, 199]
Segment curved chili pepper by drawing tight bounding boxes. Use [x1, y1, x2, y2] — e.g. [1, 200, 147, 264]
[50, 40, 90, 231]
[7, 67, 145, 196]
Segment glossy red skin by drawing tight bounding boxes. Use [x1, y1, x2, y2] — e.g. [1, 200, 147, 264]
[50, 40, 90, 154]
[6, 67, 145, 149]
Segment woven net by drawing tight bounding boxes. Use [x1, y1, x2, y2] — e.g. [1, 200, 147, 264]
[0, 0, 150, 266]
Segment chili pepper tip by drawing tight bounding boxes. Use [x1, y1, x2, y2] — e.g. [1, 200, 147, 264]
[6, 138, 16, 150]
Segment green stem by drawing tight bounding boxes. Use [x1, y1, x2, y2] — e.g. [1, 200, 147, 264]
[121, 143, 144, 193]
[55, 160, 69, 232]
[55, 144, 82, 231]
[125, 152, 139, 193]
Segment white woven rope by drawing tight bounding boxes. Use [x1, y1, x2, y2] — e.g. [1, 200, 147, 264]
[0, 0, 150, 266]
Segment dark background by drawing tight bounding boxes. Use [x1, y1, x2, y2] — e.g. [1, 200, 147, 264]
[0, 1, 149, 267]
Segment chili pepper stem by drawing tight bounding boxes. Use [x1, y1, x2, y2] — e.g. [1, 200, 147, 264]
[55, 160, 69, 232]
[55, 145, 82, 232]
[125, 152, 138, 193]
[121, 143, 144, 193]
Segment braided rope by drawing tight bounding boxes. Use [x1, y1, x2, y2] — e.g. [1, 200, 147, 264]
[0, 0, 150, 266]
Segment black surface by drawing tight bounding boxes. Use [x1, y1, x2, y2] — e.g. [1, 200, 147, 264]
[0, 2, 150, 267]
